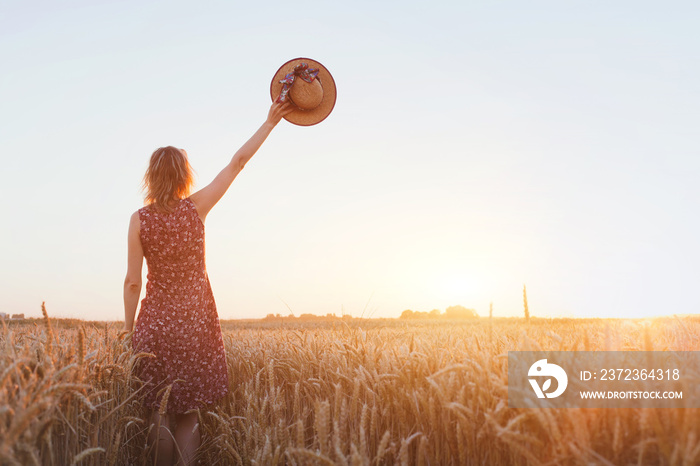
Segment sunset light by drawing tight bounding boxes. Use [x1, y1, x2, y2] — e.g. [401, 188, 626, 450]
[2, 1, 699, 464]
[436, 271, 480, 305]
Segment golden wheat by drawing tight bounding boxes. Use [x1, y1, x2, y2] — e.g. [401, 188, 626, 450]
[0, 311, 699, 464]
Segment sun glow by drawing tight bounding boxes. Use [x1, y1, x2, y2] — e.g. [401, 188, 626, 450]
[436, 272, 480, 302]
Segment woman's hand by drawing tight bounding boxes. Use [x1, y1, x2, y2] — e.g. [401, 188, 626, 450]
[266, 100, 294, 126]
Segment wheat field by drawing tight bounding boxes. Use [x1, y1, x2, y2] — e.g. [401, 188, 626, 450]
[1, 308, 699, 465]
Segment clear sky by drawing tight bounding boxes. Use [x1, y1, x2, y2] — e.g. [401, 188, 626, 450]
[1, 0, 698, 321]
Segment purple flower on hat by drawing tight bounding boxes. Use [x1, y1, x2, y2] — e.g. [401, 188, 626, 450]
[277, 63, 320, 103]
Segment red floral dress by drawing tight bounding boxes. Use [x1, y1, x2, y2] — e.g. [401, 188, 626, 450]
[132, 198, 228, 414]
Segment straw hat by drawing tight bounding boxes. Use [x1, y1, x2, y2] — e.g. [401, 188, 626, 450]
[270, 58, 336, 126]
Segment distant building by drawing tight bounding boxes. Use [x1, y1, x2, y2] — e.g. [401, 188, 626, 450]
[0, 312, 7, 320]
[11, 313, 24, 320]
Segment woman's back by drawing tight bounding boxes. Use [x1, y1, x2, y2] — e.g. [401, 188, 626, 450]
[132, 197, 228, 413]
[139, 198, 206, 287]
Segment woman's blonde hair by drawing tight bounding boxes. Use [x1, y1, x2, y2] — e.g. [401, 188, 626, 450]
[142, 146, 194, 213]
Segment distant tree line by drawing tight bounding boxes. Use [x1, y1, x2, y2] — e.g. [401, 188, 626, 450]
[263, 313, 353, 322]
[400, 305, 479, 320]
[261, 305, 479, 322]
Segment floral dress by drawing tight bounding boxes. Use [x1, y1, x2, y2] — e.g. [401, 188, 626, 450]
[132, 198, 228, 414]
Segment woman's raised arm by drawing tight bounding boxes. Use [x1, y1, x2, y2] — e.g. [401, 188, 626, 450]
[189, 100, 293, 222]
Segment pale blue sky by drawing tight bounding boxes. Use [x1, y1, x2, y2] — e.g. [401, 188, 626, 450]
[1, 0, 698, 320]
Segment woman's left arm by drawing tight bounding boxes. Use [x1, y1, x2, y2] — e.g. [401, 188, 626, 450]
[123, 211, 143, 332]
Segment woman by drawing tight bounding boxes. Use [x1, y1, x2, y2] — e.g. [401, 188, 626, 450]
[123, 100, 292, 465]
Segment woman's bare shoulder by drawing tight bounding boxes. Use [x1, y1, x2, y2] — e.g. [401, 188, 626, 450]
[129, 210, 142, 231]
[185, 195, 207, 224]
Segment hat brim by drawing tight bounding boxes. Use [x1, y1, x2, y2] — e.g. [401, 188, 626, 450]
[270, 58, 337, 126]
